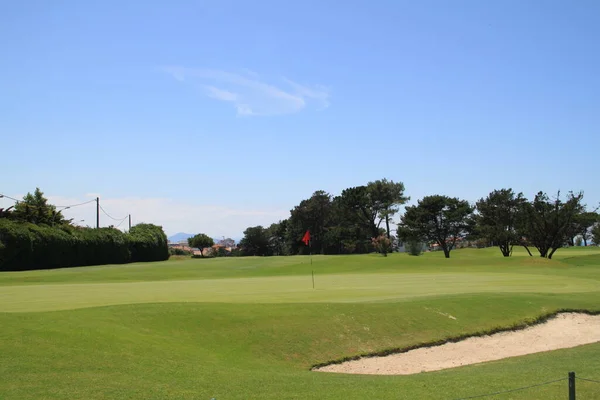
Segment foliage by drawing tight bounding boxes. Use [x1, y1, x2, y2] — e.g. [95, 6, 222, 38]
[214, 246, 229, 257]
[475, 189, 527, 257]
[267, 220, 289, 255]
[371, 234, 392, 256]
[129, 223, 169, 262]
[473, 238, 491, 249]
[235, 179, 405, 256]
[238, 226, 270, 256]
[568, 211, 599, 246]
[367, 179, 409, 239]
[229, 248, 243, 257]
[10, 188, 69, 226]
[187, 233, 214, 258]
[406, 240, 424, 256]
[169, 247, 192, 256]
[400, 195, 474, 258]
[0, 205, 16, 220]
[337, 186, 381, 239]
[520, 191, 585, 259]
[592, 223, 600, 246]
[286, 191, 333, 255]
[0, 219, 168, 271]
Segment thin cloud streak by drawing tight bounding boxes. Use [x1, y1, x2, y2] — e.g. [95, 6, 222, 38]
[162, 66, 330, 116]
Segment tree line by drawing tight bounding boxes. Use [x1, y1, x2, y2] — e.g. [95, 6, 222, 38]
[0, 188, 169, 271]
[232, 180, 599, 259]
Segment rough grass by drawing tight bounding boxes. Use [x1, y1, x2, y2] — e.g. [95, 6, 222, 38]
[1, 246, 600, 399]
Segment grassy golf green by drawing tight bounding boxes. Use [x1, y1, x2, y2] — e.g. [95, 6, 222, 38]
[1, 247, 600, 399]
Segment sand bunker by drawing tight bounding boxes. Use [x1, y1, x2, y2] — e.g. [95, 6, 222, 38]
[315, 313, 600, 375]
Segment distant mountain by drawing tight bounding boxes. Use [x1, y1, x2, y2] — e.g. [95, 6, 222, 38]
[168, 232, 195, 243]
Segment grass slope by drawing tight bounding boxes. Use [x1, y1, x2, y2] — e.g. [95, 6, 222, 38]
[1, 247, 600, 399]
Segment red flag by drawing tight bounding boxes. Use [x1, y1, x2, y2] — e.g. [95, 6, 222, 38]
[302, 230, 311, 246]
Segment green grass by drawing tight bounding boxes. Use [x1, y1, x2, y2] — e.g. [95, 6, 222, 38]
[1, 246, 600, 399]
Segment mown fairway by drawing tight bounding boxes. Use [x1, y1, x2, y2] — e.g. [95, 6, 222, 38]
[1, 247, 600, 399]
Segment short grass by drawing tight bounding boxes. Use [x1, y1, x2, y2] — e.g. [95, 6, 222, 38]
[1, 247, 600, 399]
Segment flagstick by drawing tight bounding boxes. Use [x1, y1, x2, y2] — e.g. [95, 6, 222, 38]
[310, 237, 314, 289]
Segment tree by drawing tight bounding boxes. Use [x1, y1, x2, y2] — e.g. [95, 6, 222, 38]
[238, 226, 270, 256]
[286, 191, 333, 255]
[267, 220, 289, 255]
[405, 240, 424, 256]
[475, 189, 527, 257]
[338, 186, 381, 239]
[592, 223, 600, 246]
[187, 233, 214, 258]
[12, 188, 68, 226]
[399, 195, 474, 258]
[367, 179, 409, 240]
[520, 191, 584, 259]
[569, 211, 599, 247]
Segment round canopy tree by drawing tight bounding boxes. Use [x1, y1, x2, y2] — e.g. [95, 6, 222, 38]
[188, 233, 214, 257]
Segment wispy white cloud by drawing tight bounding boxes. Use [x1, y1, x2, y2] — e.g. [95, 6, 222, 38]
[162, 66, 331, 116]
[283, 78, 331, 110]
[205, 86, 238, 102]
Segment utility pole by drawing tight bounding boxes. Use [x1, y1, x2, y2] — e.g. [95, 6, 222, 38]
[128, 214, 131, 230]
[96, 197, 100, 229]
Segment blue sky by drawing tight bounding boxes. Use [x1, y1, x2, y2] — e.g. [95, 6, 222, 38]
[1, 0, 599, 238]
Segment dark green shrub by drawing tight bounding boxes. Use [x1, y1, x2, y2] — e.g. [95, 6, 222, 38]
[169, 247, 192, 256]
[215, 247, 228, 257]
[72, 227, 131, 266]
[0, 220, 168, 271]
[406, 240, 424, 256]
[128, 223, 169, 262]
[0, 219, 35, 271]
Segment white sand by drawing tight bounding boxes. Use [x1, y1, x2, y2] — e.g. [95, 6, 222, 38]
[315, 313, 600, 375]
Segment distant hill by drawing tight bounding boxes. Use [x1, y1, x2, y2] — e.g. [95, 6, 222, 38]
[168, 232, 195, 243]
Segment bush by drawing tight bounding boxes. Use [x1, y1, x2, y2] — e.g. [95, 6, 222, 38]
[372, 235, 392, 257]
[406, 240, 424, 256]
[128, 223, 169, 263]
[72, 227, 131, 266]
[0, 219, 35, 270]
[473, 238, 490, 249]
[169, 247, 192, 256]
[0, 219, 168, 271]
[229, 248, 242, 257]
[215, 247, 228, 257]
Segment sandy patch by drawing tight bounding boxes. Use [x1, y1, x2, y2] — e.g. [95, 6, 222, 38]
[315, 313, 600, 375]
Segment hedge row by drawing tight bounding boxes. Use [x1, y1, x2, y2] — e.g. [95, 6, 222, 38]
[0, 219, 169, 271]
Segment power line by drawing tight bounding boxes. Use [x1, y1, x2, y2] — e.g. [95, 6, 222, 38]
[114, 217, 128, 229]
[56, 199, 96, 208]
[1, 194, 96, 210]
[99, 204, 127, 221]
[451, 377, 567, 400]
[0, 193, 20, 202]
